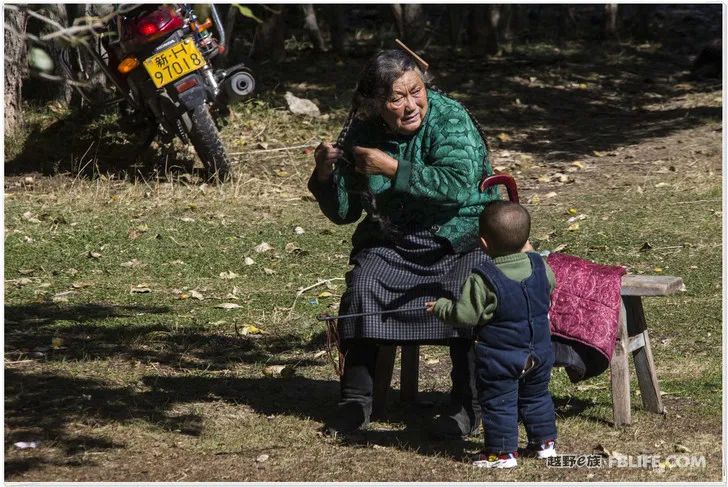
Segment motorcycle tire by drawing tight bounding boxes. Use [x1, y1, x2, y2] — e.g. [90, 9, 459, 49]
[187, 104, 231, 182]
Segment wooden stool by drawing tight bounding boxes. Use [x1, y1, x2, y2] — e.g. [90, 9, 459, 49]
[372, 274, 685, 426]
[610, 275, 685, 426]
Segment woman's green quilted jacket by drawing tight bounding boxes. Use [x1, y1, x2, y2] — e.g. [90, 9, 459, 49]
[308, 89, 498, 253]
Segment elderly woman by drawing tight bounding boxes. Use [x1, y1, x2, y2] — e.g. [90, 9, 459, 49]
[309, 49, 498, 437]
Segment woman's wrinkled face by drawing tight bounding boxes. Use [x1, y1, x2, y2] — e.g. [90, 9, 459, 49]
[378, 70, 428, 135]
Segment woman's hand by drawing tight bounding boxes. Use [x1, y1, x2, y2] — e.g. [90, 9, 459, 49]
[425, 301, 436, 314]
[314, 142, 343, 182]
[352, 146, 399, 178]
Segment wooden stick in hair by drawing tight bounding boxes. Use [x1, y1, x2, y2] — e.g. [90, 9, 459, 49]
[394, 38, 429, 72]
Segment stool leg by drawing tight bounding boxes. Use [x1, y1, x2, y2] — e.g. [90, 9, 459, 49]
[624, 296, 665, 414]
[373, 345, 396, 419]
[611, 300, 631, 426]
[400, 345, 419, 403]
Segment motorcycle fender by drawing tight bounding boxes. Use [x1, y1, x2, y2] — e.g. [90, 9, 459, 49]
[173, 74, 207, 111]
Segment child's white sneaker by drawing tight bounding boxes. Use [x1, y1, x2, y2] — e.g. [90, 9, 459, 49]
[473, 452, 518, 469]
[528, 439, 557, 458]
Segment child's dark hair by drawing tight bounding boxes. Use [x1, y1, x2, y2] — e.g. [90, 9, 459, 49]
[479, 201, 531, 256]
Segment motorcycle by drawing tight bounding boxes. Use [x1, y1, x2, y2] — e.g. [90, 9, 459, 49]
[82, 4, 255, 181]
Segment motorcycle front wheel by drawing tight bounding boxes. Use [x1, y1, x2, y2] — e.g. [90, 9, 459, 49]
[186, 104, 231, 182]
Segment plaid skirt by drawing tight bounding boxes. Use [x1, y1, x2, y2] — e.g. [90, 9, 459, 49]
[338, 230, 490, 342]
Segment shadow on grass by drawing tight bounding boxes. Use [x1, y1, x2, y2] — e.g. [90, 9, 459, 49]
[4, 107, 199, 181]
[4, 300, 615, 475]
[334, 392, 609, 459]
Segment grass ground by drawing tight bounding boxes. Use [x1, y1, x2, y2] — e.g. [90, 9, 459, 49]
[4, 36, 723, 481]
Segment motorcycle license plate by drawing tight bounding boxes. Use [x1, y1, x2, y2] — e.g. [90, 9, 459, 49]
[143, 38, 206, 88]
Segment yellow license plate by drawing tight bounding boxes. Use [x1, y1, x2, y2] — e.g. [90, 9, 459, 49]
[143, 38, 206, 88]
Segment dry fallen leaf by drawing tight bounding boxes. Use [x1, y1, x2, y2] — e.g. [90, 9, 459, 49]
[556, 173, 571, 183]
[241, 324, 264, 335]
[262, 365, 295, 378]
[567, 223, 580, 231]
[655, 182, 671, 188]
[88, 251, 102, 259]
[256, 454, 270, 463]
[496, 132, 511, 143]
[120, 259, 144, 268]
[219, 271, 239, 280]
[313, 350, 327, 359]
[263, 268, 275, 275]
[255, 242, 273, 253]
[190, 290, 204, 300]
[571, 161, 584, 169]
[215, 303, 241, 310]
[567, 208, 578, 215]
[244, 257, 255, 266]
[294, 226, 305, 235]
[553, 243, 568, 252]
[71, 282, 91, 289]
[285, 242, 301, 253]
[51, 337, 63, 349]
[318, 291, 333, 298]
[544, 192, 558, 199]
[22, 211, 41, 224]
[130, 286, 152, 294]
[567, 214, 587, 224]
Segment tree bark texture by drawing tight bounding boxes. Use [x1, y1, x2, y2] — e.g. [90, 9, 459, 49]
[250, 5, 286, 61]
[391, 4, 426, 49]
[4, 5, 29, 136]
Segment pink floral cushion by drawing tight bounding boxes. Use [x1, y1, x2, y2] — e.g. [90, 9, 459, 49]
[547, 253, 626, 362]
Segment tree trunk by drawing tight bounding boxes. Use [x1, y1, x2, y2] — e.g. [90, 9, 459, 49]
[4, 5, 28, 136]
[301, 4, 326, 52]
[467, 5, 487, 55]
[391, 4, 426, 49]
[447, 5, 468, 49]
[604, 4, 619, 40]
[29, 4, 73, 104]
[323, 5, 347, 56]
[250, 5, 286, 61]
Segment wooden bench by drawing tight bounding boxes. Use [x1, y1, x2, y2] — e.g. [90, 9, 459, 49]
[372, 274, 685, 426]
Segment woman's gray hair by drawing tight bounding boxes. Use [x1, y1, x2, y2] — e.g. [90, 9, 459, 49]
[353, 49, 432, 120]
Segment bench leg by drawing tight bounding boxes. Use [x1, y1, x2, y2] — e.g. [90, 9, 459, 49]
[373, 345, 396, 419]
[624, 296, 665, 414]
[400, 345, 419, 403]
[611, 300, 631, 426]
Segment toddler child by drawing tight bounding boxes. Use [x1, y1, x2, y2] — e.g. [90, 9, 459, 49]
[426, 200, 557, 469]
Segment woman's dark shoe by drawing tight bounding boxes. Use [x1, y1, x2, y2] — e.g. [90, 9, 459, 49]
[429, 405, 480, 439]
[323, 402, 371, 438]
